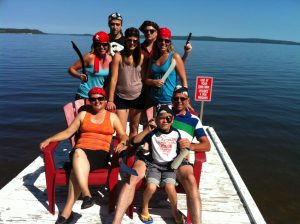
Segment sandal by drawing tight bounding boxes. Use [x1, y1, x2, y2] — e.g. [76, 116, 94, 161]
[139, 212, 153, 224]
[175, 210, 187, 224]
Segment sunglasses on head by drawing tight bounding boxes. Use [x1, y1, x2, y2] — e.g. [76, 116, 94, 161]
[110, 12, 122, 19]
[144, 29, 156, 34]
[172, 97, 187, 102]
[158, 38, 171, 44]
[159, 115, 173, 123]
[89, 96, 106, 102]
[126, 38, 138, 44]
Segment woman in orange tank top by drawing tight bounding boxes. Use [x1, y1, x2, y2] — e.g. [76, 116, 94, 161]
[40, 87, 128, 224]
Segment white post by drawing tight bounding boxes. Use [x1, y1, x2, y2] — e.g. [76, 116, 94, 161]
[199, 101, 204, 121]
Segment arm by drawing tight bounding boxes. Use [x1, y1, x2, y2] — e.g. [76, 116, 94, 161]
[40, 112, 84, 150]
[68, 53, 92, 82]
[178, 136, 210, 153]
[132, 119, 156, 145]
[106, 53, 121, 111]
[111, 112, 129, 153]
[181, 43, 192, 63]
[173, 53, 188, 88]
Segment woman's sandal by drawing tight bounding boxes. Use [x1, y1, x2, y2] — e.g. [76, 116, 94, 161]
[139, 212, 153, 224]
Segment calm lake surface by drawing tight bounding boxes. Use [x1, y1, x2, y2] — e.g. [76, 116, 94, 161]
[0, 34, 299, 223]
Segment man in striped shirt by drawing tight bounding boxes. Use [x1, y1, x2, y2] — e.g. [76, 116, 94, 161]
[172, 85, 211, 224]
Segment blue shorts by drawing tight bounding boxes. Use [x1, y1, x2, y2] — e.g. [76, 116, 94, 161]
[115, 94, 144, 110]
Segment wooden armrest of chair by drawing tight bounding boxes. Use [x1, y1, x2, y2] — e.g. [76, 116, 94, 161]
[40, 141, 61, 172]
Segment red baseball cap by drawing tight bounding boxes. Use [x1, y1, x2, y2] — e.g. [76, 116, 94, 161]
[158, 27, 172, 39]
[93, 31, 110, 43]
[88, 87, 106, 97]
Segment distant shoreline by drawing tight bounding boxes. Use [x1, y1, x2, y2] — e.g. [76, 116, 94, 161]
[1, 28, 300, 46]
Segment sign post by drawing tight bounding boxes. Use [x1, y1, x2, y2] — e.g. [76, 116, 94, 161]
[194, 76, 213, 121]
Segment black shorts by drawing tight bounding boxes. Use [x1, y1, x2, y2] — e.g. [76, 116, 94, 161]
[115, 94, 144, 110]
[70, 148, 110, 171]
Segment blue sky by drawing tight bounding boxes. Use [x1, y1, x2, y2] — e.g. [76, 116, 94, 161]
[1, 0, 299, 42]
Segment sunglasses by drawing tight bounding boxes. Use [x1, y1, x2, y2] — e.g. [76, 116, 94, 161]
[144, 29, 156, 34]
[96, 42, 109, 47]
[110, 13, 122, 20]
[126, 38, 138, 44]
[172, 97, 187, 102]
[89, 96, 106, 102]
[159, 115, 173, 123]
[158, 38, 171, 44]
[110, 22, 121, 27]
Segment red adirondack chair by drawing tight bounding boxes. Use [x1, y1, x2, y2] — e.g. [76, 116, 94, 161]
[41, 99, 119, 214]
[125, 109, 207, 224]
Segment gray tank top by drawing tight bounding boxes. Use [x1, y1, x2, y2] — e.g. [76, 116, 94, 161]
[116, 62, 142, 100]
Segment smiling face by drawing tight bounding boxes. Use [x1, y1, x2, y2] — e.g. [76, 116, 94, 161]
[156, 112, 173, 131]
[89, 93, 106, 112]
[95, 42, 109, 55]
[125, 36, 139, 51]
[172, 92, 190, 113]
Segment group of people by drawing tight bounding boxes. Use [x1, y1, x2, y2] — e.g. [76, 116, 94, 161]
[40, 11, 211, 224]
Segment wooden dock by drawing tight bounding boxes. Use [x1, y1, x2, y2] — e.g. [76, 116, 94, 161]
[0, 127, 266, 223]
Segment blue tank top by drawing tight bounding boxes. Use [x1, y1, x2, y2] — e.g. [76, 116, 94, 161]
[149, 53, 177, 104]
[77, 57, 110, 98]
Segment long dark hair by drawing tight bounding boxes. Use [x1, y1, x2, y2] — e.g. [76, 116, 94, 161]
[123, 27, 141, 67]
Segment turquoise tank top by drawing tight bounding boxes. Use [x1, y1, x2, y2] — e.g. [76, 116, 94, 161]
[77, 57, 110, 98]
[149, 53, 177, 104]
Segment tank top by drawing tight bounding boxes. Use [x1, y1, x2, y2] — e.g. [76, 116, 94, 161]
[77, 54, 110, 98]
[149, 53, 177, 104]
[75, 111, 114, 152]
[115, 59, 142, 100]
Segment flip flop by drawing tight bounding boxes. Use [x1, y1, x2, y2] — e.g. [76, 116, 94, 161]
[139, 212, 153, 224]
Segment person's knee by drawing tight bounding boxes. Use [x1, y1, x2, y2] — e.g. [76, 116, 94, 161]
[145, 183, 157, 193]
[164, 183, 176, 193]
[73, 148, 85, 159]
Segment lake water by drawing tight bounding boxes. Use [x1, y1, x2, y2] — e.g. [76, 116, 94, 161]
[0, 34, 299, 223]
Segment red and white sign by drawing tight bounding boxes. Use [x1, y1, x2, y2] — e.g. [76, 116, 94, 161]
[194, 76, 213, 101]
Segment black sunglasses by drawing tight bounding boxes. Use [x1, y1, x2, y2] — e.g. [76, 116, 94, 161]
[172, 97, 187, 102]
[159, 115, 173, 123]
[96, 42, 109, 47]
[144, 29, 156, 34]
[158, 38, 171, 44]
[89, 96, 106, 102]
[110, 22, 121, 26]
[126, 38, 138, 44]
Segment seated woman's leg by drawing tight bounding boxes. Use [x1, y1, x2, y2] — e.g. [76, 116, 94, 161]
[113, 160, 146, 224]
[72, 148, 91, 197]
[59, 170, 81, 219]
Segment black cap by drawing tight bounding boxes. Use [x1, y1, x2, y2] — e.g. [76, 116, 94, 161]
[156, 104, 173, 116]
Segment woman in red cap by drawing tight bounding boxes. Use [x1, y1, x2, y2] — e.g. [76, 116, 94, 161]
[68, 31, 112, 100]
[40, 87, 128, 224]
[145, 27, 188, 110]
[107, 27, 145, 139]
